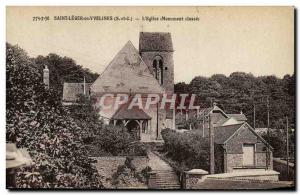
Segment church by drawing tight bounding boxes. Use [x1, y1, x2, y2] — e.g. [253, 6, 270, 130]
[62, 32, 175, 142]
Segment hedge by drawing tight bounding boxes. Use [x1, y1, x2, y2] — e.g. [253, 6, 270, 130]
[161, 128, 210, 171]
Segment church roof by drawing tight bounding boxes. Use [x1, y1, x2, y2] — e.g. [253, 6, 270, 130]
[111, 100, 151, 120]
[91, 41, 165, 95]
[62, 82, 91, 102]
[139, 32, 173, 52]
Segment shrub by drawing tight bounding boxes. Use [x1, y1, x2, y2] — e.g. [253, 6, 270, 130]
[126, 142, 147, 156]
[93, 125, 147, 156]
[161, 128, 210, 171]
[112, 157, 148, 188]
[94, 125, 133, 156]
[6, 43, 103, 188]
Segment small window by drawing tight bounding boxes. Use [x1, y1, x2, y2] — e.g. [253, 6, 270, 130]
[153, 56, 164, 85]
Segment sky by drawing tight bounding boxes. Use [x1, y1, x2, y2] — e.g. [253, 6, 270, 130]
[6, 6, 294, 83]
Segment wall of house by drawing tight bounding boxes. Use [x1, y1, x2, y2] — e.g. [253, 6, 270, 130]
[143, 105, 166, 140]
[224, 125, 271, 172]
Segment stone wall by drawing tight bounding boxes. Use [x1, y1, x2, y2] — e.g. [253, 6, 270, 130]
[183, 169, 208, 189]
[226, 154, 243, 172]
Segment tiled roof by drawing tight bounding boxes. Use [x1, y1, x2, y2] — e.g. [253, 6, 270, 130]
[91, 41, 165, 94]
[139, 32, 173, 52]
[62, 82, 91, 102]
[213, 123, 244, 144]
[227, 114, 247, 121]
[111, 101, 151, 120]
[203, 123, 244, 144]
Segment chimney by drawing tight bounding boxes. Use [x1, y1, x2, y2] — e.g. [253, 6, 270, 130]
[43, 65, 49, 89]
[240, 110, 243, 114]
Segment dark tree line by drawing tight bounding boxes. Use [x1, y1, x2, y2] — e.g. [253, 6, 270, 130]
[34, 53, 99, 96]
[175, 72, 295, 129]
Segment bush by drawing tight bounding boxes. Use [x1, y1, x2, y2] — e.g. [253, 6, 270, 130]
[161, 128, 210, 171]
[111, 157, 148, 188]
[126, 142, 148, 156]
[6, 43, 103, 188]
[93, 125, 147, 156]
[67, 94, 103, 144]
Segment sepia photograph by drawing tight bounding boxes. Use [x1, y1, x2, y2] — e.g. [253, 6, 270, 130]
[5, 6, 295, 190]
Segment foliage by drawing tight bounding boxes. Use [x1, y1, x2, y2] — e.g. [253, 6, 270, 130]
[67, 94, 103, 144]
[6, 43, 103, 188]
[111, 157, 148, 188]
[93, 125, 147, 156]
[261, 129, 295, 158]
[175, 72, 295, 129]
[34, 53, 99, 96]
[161, 128, 209, 171]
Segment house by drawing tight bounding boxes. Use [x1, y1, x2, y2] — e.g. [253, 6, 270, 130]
[62, 82, 91, 105]
[176, 102, 247, 129]
[62, 32, 175, 142]
[202, 122, 273, 173]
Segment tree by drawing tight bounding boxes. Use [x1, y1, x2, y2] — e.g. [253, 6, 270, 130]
[6, 43, 103, 188]
[67, 94, 103, 144]
[175, 72, 295, 130]
[34, 53, 99, 96]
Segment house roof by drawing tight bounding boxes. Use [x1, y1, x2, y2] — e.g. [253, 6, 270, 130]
[139, 32, 173, 52]
[202, 123, 243, 144]
[214, 123, 244, 144]
[202, 122, 272, 149]
[62, 82, 91, 102]
[227, 114, 247, 121]
[90, 41, 165, 94]
[111, 100, 151, 120]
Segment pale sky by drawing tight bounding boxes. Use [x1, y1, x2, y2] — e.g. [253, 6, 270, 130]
[6, 6, 294, 83]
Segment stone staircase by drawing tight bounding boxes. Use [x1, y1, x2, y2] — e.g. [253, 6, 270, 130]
[149, 170, 181, 189]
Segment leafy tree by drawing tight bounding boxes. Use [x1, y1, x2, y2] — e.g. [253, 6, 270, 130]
[6, 43, 103, 188]
[67, 94, 103, 144]
[161, 129, 209, 170]
[34, 53, 99, 96]
[174, 72, 295, 129]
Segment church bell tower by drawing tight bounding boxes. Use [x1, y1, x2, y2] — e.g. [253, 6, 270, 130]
[139, 32, 174, 94]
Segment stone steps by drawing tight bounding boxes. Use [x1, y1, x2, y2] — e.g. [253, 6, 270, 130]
[154, 170, 181, 189]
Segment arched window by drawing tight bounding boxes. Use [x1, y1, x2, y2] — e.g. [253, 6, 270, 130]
[152, 59, 158, 80]
[152, 56, 163, 85]
[159, 59, 163, 85]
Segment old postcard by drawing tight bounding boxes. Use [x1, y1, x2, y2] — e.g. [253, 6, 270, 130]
[6, 6, 295, 190]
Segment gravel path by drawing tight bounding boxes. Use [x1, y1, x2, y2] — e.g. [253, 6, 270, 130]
[148, 151, 173, 171]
